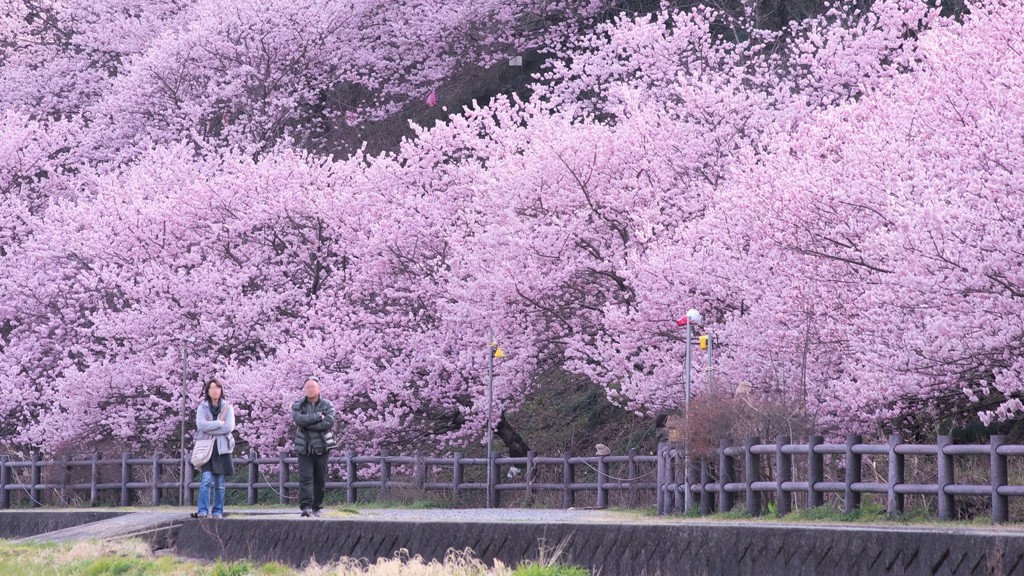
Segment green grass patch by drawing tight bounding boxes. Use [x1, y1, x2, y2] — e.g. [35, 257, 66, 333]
[512, 563, 590, 576]
[696, 501, 966, 525]
[779, 502, 945, 524]
[0, 540, 291, 576]
[606, 505, 658, 518]
[710, 508, 753, 521]
[665, 501, 981, 526]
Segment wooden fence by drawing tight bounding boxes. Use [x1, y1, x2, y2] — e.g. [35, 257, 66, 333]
[11, 434, 1021, 521]
[0, 449, 658, 510]
[657, 434, 1023, 523]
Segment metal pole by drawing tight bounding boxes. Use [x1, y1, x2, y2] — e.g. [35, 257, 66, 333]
[683, 321, 692, 511]
[685, 321, 692, 409]
[706, 334, 714, 395]
[179, 339, 189, 507]
[486, 331, 495, 509]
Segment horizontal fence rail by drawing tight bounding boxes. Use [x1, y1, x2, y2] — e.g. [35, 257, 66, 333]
[0, 449, 658, 510]
[656, 434, 1019, 523]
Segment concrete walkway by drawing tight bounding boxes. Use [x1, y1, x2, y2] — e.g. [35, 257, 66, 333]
[12, 508, 303, 543]
[11, 506, 1024, 544]
[19, 511, 189, 543]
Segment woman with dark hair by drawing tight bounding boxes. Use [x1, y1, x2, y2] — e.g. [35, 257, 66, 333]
[191, 377, 235, 518]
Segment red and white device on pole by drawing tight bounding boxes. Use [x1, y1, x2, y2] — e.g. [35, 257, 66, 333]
[677, 308, 701, 513]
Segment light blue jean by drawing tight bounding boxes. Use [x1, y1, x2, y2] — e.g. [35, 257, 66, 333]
[197, 471, 226, 517]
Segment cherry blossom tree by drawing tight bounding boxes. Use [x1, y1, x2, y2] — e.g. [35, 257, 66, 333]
[0, 0, 191, 119]
[2, 0, 1022, 458]
[718, 0, 1024, 432]
[3, 146, 352, 450]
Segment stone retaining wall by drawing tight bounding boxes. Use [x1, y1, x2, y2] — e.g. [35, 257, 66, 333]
[3, 511, 1020, 575]
[171, 519, 1024, 575]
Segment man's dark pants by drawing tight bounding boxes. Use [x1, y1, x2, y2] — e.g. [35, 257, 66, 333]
[298, 451, 329, 511]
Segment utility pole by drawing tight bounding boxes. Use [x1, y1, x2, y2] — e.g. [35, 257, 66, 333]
[676, 309, 702, 512]
[486, 331, 495, 508]
[178, 336, 194, 506]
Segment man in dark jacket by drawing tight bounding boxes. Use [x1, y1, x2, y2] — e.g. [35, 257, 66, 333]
[292, 375, 337, 517]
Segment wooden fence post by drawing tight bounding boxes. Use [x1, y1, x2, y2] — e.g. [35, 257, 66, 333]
[90, 453, 99, 507]
[887, 435, 904, 516]
[991, 435, 1008, 523]
[627, 448, 637, 508]
[184, 457, 194, 507]
[415, 452, 426, 492]
[937, 435, 954, 520]
[379, 450, 390, 502]
[0, 455, 9, 509]
[151, 453, 162, 506]
[682, 448, 693, 513]
[718, 439, 734, 513]
[56, 453, 68, 502]
[745, 436, 761, 516]
[247, 451, 258, 505]
[845, 435, 862, 514]
[562, 451, 575, 509]
[346, 450, 357, 504]
[686, 458, 699, 515]
[672, 450, 684, 514]
[668, 446, 677, 514]
[700, 460, 713, 515]
[655, 444, 665, 515]
[776, 436, 791, 516]
[488, 451, 501, 508]
[31, 453, 42, 507]
[596, 455, 609, 509]
[526, 451, 536, 501]
[807, 435, 824, 509]
[277, 451, 288, 505]
[668, 447, 678, 514]
[58, 455, 69, 505]
[120, 452, 130, 507]
[452, 451, 463, 501]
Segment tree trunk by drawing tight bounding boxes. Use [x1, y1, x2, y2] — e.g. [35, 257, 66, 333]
[495, 411, 530, 457]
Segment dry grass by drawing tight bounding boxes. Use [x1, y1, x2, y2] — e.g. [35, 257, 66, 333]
[305, 548, 512, 575]
[63, 537, 154, 561]
[0, 539, 586, 575]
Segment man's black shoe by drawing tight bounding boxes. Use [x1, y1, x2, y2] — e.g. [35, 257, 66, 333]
[301, 508, 311, 517]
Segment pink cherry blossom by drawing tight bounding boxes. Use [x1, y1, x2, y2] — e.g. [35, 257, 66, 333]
[1, 0, 1021, 457]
